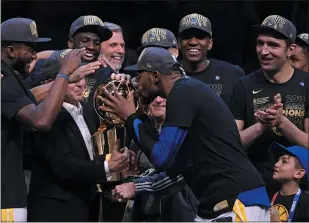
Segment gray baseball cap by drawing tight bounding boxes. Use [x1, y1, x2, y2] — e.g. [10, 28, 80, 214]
[253, 15, 296, 42]
[124, 47, 180, 74]
[1, 18, 51, 43]
[69, 15, 112, 42]
[178, 13, 212, 36]
[138, 28, 177, 52]
[296, 33, 309, 46]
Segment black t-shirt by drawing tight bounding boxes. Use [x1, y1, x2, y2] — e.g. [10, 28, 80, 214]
[80, 66, 114, 130]
[273, 190, 309, 222]
[165, 78, 264, 217]
[229, 69, 309, 167]
[185, 58, 245, 104]
[1, 60, 37, 208]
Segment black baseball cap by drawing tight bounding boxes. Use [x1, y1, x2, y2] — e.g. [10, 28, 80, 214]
[69, 15, 112, 42]
[178, 13, 212, 37]
[43, 49, 73, 79]
[138, 28, 177, 52]
[296, 33, 309, 47]
[124, 47, 180, 74]
[1, 18, 51, 43]
[253, 15, 297, 42]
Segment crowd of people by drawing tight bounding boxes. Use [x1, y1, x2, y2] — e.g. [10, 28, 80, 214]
[1, 11, 308, 222]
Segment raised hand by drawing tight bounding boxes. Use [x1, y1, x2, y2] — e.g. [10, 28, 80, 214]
[98, 84, 136, 121]
[58, 48, 86, 76]
[69, 61, 101, 83]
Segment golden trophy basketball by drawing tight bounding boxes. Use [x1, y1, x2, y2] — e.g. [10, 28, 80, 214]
[92, 79, 140, 193]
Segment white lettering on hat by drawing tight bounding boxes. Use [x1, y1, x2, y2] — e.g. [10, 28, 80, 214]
[181, 13, 208, 27]
[262, 15, 286, 30]
[29, 21, 38, 37]
[146, 62, 152, 68]
[299, 33, 309, 40]
[60, 49, 73, 59]
[142, 28, 167, 44]
[83, 16, 104, 26]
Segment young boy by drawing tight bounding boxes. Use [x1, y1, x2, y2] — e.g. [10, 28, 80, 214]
[269, 142, 309, 222]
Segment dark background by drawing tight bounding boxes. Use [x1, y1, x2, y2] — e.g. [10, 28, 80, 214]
[2, 0, 308, 73]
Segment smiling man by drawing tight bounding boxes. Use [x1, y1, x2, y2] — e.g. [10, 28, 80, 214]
[178, 13, 245, 105]
[229, 15, 309, 198]
[100, 22, 125, 73]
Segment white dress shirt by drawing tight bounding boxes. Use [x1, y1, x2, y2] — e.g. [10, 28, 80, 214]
[63, 102, 110, 178]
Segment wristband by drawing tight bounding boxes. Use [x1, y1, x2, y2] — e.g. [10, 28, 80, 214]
[56, 74, 70, 81]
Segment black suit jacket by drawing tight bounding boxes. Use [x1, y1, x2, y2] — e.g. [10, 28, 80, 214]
[28, 107, 107, 222]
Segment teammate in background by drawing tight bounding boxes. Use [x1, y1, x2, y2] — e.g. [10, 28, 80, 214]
[290, 33, 309, 72]
[229, 15, 309, 198]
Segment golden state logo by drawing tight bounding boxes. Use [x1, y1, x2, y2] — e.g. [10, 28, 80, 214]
[29, 21, 38, 37]
[262, 15, 286, 30]
[83, 16, 104, 26]
[181, 13, 209, 28]
[273, 204, 289, 222]
[142, 28, 167, 45]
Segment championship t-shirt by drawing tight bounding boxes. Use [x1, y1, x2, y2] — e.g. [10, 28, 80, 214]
[229, 69, 309, 167]
[272, 190, 309, 221]
[185, 58, 245, 104]
[164, 78, 265, 218]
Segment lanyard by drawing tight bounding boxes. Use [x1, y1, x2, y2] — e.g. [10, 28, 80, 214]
[271, 188, 301, 222]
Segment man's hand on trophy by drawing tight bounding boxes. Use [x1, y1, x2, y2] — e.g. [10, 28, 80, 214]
[108, 140, 130, 173]
[98, 84, 136, 121]
[111, 73, 131, 84]
[69, 61, 101, 83]
[112, 182, 136, 202]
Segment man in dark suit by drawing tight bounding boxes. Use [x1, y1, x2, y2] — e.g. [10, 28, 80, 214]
[27, 78, 132, 222]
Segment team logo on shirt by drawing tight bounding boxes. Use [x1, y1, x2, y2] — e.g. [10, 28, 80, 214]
[272, 204, 289, 222]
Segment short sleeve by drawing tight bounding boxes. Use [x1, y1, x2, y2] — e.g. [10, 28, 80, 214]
[1, 75, 33, 120]
[165, 82, 195, 128]
[228, 78, 246, 120]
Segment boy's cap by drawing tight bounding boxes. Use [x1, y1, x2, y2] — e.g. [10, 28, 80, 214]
[1, 18, 51, 43]
[124, 47, 180, 74]
[253, 15, 296, 42]
[296, 33, 309, 47]
[138, 28, 177, 52]
[178, 13, 212, 36]
[269, 142, 308, 181]
[69, 15, 112, 42]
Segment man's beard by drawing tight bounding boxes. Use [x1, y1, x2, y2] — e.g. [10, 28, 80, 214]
[14, 58, 30, 77]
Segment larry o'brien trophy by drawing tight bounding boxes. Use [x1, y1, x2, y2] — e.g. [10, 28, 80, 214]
[92, 79, 139, 195]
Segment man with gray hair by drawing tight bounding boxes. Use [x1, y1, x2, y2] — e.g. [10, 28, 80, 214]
[100, 22, 125, 73]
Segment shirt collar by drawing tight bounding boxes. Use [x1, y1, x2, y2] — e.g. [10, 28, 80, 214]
[63, 101, 83, 116]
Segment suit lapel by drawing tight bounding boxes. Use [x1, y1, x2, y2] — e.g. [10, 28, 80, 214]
[60, 109, 92, 160]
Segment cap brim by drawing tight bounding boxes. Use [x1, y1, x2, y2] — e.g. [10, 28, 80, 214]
[137, 43, 176, 53]
[269, 142, 293, 159]
[178, 27, 211, 36]
[296, 37, 309, 47]
[124, 64, 140, 72]
[252, 25, 288, 39]
[34, 37, 52, 42]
